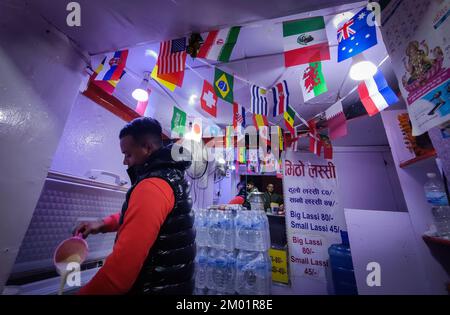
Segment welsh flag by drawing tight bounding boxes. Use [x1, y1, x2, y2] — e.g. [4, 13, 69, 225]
[283, 16, 330, 67]
[300, 61, 327, 102]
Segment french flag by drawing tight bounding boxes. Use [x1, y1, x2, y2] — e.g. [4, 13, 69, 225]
[358, 71, 399, 116]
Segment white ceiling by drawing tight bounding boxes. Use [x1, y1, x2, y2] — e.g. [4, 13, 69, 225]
[28, 0, 360, 54]
[26, 0, 403, 145]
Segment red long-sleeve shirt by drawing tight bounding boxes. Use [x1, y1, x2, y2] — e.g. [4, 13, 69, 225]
[78, 178, 174, 295]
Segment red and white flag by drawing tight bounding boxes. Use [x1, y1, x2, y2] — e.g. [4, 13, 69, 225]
[308, 119, 322, 156]
[284, 129, 299, 152]
[357, 71, 399, 116]
[157, 38, 187, 87]
[200, 80, 217, 117]
[323, 140, 333, 160]
[197, 27, 241, 62]
[233, 102, 246, 129]
[325, 100, 347, 140]
[272, 80, 289, 117]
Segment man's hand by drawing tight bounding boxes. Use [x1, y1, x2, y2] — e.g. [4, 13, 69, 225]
[73, 219, 105, 239]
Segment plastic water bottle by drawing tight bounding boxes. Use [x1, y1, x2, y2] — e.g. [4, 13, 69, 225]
[194, 209, 209, 247]
[234, 250, 258, 294]
[222, 210, 235, 251]
[234, 211, 243, 249]
[235, 250, 252, 294]
[211, 250, 237, 294]
[235, 250, 272, 295]
[224, 250, 237, 294]
[208, 210, 225, 248]
[212, 249, 227, 292]
[206, 248, 218, 290]
[195, 246, 209, 289]
[235, 211, 251, 250]
[257, 252, 272, 295]
[253, 211, 270, 251]
[206, 249, 231, 292]
[235, 211, 270, 251]
[263, 252, 272, 294]
[424, 173, 450, 236]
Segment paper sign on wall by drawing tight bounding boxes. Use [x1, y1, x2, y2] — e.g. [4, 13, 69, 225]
[282, 151, 348, 294]
[380, 0, 450, 136]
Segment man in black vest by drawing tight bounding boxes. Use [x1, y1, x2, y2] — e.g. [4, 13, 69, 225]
[74, 117, 195, 294]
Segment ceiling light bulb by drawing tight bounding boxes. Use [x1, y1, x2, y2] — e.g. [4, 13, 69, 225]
[349, 54, 377, 81]
[145, 49, 158, 59]
[188, 94, 198, 106]
[132, 88, 148, 102]
[132, 72, 150, 101]
[333, 11, 354, 28]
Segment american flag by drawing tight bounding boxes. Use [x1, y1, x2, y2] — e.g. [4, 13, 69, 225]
[157, 38, 187, 75]
[233, 102, 246, 129]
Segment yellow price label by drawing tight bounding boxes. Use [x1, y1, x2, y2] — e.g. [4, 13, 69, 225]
[269, 248, 289, 284]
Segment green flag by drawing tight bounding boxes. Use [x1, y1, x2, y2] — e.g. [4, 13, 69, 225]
[171, 106, 186, 138]
[300, 61, 327, 102]
[214, 68, 234, 103]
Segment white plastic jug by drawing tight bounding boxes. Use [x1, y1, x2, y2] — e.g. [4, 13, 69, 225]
[53, 234, 88, 295]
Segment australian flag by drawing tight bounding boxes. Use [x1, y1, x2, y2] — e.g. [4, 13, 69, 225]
[337, 7, 378, 62]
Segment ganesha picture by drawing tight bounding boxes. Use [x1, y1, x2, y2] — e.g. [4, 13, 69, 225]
[401, 40, 445, 93]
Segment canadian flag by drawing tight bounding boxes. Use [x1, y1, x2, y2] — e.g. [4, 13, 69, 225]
[201, 80, 218, 117]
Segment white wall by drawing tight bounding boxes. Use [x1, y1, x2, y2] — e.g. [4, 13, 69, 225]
[51, 94, 129, 185]
[333, 147, 407, 212]
[0, 7, 84, 291]
[345, 209, 430, 294]
[381, 110, 448, 294]
[190, 162, 215, 210]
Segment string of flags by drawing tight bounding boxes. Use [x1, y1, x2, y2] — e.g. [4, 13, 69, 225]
[92, 50, 128, 94]
[200, 80, 218, 117]
[357, 71, 399, 116]
[325, 100, 347, 140]
[337, 7, 378, 63]
[89, 5, 399, 164]
[272, 80, 289, 117]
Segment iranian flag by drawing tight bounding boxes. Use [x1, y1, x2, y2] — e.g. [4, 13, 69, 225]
[283, 16, 330, 67]
[198, 26, 241, 62]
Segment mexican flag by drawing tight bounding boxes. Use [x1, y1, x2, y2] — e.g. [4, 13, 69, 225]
[283, 16, 330, 67]
[300, 61, 327, 102]
[198, 26, 241, 62]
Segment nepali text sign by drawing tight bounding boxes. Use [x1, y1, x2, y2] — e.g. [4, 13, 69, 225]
[282, 151, 347, 294]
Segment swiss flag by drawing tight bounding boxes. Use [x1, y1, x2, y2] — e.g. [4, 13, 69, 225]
[201, 80, 218, 117]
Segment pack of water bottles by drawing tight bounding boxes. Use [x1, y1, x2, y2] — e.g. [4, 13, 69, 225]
[193, 205, 272, 295]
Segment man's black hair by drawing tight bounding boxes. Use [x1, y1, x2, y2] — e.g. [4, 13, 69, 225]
[247, 180, 255, 186]
[119, 117, 163, 147]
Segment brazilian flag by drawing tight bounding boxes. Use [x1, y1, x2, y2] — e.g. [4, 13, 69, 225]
[214, 68, 234, 103]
